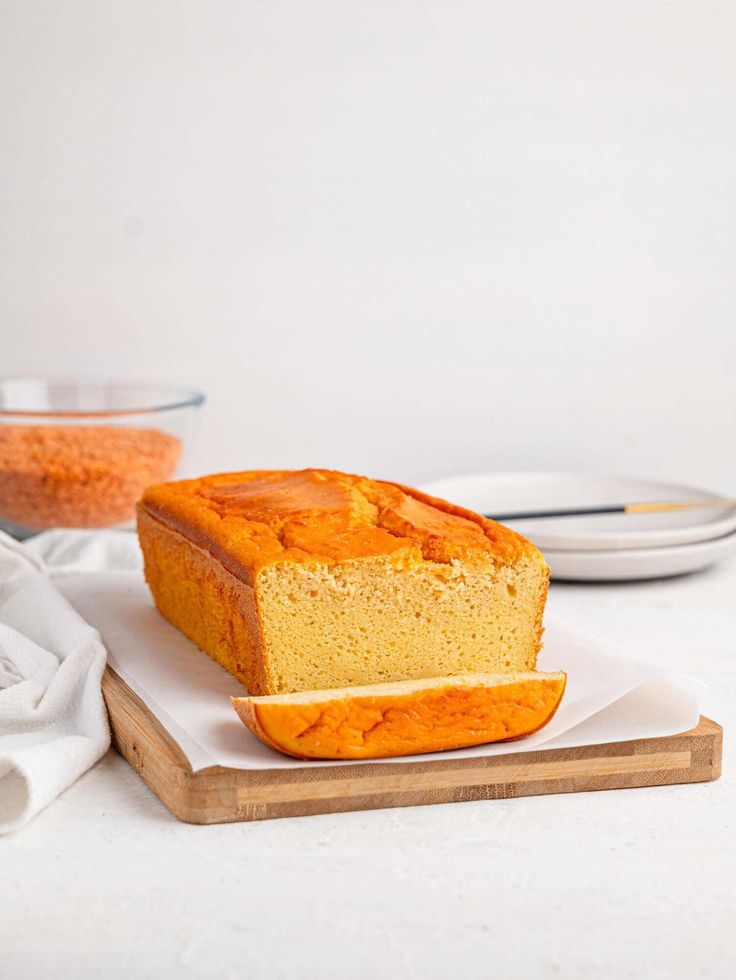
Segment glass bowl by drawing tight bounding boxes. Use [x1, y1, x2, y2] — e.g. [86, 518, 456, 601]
[0, 377, 205, 537]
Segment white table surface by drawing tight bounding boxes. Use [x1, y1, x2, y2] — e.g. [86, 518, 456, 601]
[4, 556, 735, 979]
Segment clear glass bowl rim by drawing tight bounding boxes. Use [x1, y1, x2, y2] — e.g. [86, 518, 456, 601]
[0, 375, 206, 418]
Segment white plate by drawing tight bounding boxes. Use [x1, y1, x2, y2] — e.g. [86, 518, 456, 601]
[419, 471, 736, 552]
[543, 530, 736, 582]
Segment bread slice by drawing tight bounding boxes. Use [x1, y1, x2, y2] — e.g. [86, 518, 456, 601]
[233, 671, 566, 759]
[137, 468, 549, 695]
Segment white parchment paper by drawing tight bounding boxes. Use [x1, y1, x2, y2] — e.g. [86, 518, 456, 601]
[58, 572, 704, 772]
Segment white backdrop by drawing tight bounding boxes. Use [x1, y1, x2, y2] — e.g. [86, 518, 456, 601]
[1, 1, 734, 490]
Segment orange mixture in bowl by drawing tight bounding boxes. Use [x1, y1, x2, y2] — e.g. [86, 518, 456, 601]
[0, 424, 181, 530]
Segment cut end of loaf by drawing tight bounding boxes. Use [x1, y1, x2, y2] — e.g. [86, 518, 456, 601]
[255, 553, 549, 694]
[233, 670, 567, 759]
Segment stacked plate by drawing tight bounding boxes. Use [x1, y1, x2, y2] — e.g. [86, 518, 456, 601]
[419, 472, 736, 582]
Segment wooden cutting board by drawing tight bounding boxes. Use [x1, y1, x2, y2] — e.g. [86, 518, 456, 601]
[102, 667, 723, 824]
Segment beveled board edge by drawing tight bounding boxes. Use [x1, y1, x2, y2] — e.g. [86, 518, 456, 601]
[101, 666, 723, 825]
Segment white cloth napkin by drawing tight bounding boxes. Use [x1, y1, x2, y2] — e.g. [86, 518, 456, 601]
[0, 530, 127, 834]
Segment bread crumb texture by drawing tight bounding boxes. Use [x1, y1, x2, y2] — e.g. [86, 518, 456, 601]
[0, 424, 181, 529]
[139, 469, 550, 695]
[233, 671, 567, 759]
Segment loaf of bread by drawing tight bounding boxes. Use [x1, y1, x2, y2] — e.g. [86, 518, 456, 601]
[137, 468, 549, 696]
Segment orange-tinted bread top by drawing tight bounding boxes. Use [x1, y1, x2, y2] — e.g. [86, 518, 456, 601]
[139, 469, 541, 586]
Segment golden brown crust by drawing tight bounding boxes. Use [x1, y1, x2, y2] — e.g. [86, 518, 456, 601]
[232, 698, 286, 755]
[140, 468, 542, 587]
[231, 672, 567, 760]
[137, 507, 273, 694]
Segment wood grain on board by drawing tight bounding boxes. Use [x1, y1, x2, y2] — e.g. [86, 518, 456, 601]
[102, 667, 722, 825]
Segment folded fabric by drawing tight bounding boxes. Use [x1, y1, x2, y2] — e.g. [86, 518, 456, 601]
[23, 527, 144, 576]
[0, 531, 111, 834]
